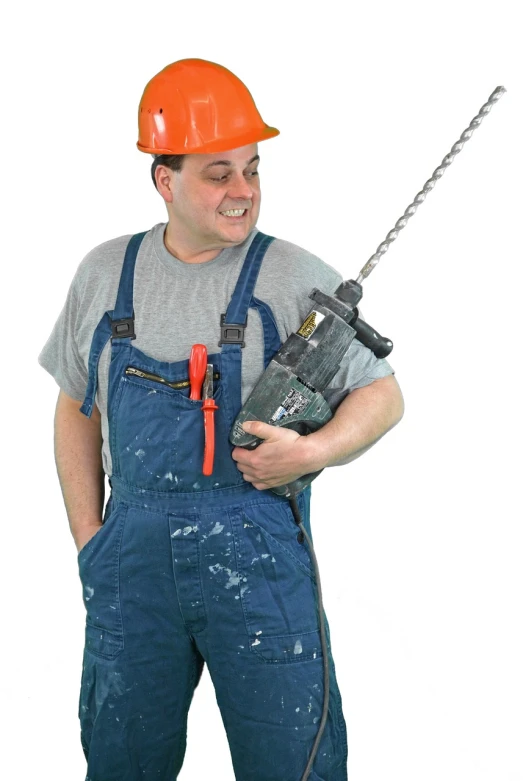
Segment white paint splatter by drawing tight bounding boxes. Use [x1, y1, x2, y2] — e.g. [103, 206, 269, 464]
[85, 586, 94, 600]
[295, 707, 300, 712]
[208, 522, 224, 536]
[261, 554, 270, 559]
[294, 639, 303, 655]
[255, 630, 263, 636]
[208, 562, 242, 589]
[135, 449, 145, 458]
[226, 572, 241, 589]
[171, 529, 182, 537]
[251, 638, 261, 646]
[182, 525, 198, 535]
[164, 472, 173, 481]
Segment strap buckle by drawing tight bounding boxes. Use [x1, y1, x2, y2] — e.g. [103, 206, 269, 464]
[219, 313, 246, 347]
[111, 317, 136, 340]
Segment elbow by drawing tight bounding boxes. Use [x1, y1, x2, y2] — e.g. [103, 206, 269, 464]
[389, 377, 405, 429]
[371, 374, 404, 432]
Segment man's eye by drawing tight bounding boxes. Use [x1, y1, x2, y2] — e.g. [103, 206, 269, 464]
[209, 169, 259, 182]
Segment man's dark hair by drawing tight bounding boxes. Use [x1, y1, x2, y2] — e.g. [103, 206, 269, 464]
[151, 154, 185, 190]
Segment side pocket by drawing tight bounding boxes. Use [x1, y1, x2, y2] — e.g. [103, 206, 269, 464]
[76, 496, 114, 563]
[243, 493, 315, 579]
[78, 501, 127, 660]
[230, 501, 321, 664]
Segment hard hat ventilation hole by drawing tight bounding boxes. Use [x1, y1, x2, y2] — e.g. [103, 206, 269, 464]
[159, 108, 163, 113]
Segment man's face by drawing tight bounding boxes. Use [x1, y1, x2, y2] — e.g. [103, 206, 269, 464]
[165, 143, 261, 248]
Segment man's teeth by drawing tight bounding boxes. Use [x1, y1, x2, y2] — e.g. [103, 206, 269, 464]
[220, 209, 246, 216]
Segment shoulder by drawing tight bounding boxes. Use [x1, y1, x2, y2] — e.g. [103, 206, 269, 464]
[258, 234, 343, 297]
[72, 232, 136, 297]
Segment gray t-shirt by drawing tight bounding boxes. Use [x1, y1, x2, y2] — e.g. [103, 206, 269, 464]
[38, 222, 394, 475]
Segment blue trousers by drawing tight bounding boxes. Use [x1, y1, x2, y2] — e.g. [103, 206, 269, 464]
[78, 483, 348, 780]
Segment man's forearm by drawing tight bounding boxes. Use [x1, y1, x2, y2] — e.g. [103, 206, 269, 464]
[234, 374, 405, 489]
[54, 390, 105, 548]
[303, 374, 404, 470]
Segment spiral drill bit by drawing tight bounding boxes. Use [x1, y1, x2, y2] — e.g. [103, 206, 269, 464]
[356, 86, 506, 284]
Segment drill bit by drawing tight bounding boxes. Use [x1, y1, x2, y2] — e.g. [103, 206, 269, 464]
[357, 86, 506, 284]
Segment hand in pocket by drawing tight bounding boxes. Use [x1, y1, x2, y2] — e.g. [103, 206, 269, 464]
[76, 522, 103, 554]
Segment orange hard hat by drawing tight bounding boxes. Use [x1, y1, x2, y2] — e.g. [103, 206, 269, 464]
[137, 58, 280, 155]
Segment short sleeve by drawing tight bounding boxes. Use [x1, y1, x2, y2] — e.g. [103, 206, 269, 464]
[256, 236, 396, 409]
[335, 338, 394, 389]
[38, 279, 88, 401]
[323, 314, 395, 408]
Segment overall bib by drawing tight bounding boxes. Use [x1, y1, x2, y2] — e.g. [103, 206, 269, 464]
[77, 230, 348, 781]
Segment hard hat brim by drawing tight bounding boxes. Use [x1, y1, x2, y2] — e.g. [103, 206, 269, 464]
[137, 125, 280, 155]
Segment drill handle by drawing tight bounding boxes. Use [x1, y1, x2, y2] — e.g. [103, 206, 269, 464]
[352, 310, 393, 358]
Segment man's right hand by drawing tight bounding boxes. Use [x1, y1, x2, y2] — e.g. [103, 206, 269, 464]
[75, 522, 104, 554]
[54, 390, 106, 556]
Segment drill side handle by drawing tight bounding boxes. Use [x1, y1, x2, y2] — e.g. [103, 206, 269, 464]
[352, 310, 393, 359]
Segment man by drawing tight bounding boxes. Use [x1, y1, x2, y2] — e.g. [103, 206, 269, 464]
[39, 59, 403, 781]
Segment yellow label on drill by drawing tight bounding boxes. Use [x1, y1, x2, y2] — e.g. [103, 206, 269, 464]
[296, 310, 325, 340]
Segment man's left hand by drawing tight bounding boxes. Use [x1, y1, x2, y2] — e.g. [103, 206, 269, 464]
[231, 421, 316, 490]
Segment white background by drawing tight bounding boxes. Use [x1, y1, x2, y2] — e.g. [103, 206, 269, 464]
[2, 1, 521, 779]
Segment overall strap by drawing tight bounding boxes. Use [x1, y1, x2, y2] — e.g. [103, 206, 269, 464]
[222, 232, 276, 329]
[250, 295, 281, 368]
[219, 231, 281, 419]
[111, 231, 149, 336]
[79, 231, 148, 418]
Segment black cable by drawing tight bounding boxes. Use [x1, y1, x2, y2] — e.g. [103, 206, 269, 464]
[289, 496, 330, 781]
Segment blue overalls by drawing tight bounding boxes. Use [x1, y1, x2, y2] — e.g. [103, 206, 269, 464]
[77, 230, 348, 780]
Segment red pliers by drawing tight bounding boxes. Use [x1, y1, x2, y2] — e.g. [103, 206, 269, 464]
[188, 345, 218, 475]
[202, 364, 218, 476]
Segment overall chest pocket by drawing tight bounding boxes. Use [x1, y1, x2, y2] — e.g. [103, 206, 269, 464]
[111, 365, 227, 491]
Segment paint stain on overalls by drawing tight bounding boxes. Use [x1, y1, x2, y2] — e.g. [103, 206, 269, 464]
[77, 230, 348, 780]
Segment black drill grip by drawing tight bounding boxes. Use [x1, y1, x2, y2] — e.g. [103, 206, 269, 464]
[352, 311, 393, 358]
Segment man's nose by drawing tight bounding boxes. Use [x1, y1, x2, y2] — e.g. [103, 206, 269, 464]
[227, 172, 255, 201]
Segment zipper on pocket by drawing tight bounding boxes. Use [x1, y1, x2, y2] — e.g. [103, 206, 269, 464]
[125, 365, 220, 390]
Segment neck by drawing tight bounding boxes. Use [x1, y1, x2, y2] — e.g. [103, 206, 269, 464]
[164, 223, 224, 265]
